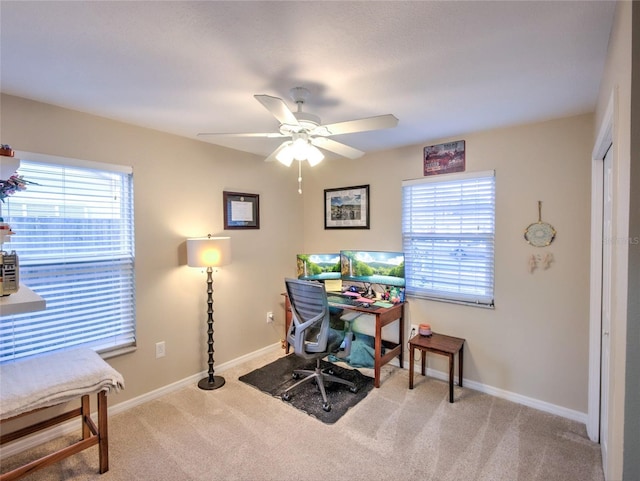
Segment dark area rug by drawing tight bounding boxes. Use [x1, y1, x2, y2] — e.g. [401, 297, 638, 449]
[239, 354, 374, 424]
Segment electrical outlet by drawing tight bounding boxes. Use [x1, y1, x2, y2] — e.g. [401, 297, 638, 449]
[410, 324, 419, 338]
[266, 311, 274, 323]
[155, 341, 166, 358]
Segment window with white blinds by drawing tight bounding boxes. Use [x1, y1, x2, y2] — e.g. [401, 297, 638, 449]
[0, 155, 135, 362]
[402, 171, 495, 307]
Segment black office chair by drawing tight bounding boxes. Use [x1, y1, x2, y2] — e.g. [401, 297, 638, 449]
[282, 278, 357, 412]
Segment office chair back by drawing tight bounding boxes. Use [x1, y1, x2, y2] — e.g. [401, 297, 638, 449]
[282, 278, 358, 412]
[285, 278, 331, 357]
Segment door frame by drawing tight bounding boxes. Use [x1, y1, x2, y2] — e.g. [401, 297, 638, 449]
[587, 90, 615, 443]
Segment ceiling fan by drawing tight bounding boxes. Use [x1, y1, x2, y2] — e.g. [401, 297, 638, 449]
[197, 87, 399, 166]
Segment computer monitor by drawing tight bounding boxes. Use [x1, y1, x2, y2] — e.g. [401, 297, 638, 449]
[296, 253, 341, 281]
[340, 250, 405, 288]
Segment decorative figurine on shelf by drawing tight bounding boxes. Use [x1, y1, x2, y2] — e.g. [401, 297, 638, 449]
[0, 217, 19, 296]
[0, 249, 19, 296]
[0, 217, 15, 242]
[0, 144, 27, 296]
[0, 144, 14, 157]
[1, 144, 37, 203]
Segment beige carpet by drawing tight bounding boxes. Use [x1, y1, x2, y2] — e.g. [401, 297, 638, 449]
[0, 349, 604, 481]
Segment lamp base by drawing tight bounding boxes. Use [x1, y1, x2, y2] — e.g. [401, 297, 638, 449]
[198, 376, 225, 391]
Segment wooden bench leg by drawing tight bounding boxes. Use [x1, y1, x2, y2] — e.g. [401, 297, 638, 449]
[81, 395, 91, 440]
[409, 345, 415, 389]
[97, 391, 109, 473]
[459, 345, 464, 388]
[448, 353, 454, 403]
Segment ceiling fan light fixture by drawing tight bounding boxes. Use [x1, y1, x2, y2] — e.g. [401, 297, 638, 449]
[306, 145, 324, 166]
[291, 137, 308, 161]
[276, 142, 294, 166]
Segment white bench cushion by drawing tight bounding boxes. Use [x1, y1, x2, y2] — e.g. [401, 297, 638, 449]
[0, 347, 124, 420]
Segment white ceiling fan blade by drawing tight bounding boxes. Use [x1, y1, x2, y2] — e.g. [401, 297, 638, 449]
[311, 137, 364, 159]
[198, 131, 286, 139]
[254, 94, 299, 126]
[197, 132, 285, 138]
[264, 142, 291, 163]
[314, 114, 399, 136]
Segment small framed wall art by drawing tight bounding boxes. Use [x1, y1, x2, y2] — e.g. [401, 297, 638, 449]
[223, 191, 260, 229]
[324, 184, 370, 229]
[424, 140, 466, 176]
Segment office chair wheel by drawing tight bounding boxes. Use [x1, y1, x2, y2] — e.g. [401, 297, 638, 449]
[292, 373, 300, 380]
[282, 392, 292, 402]
[327, 368, 335, 375]
[322, 402, 331, 412]
[349, 386, 358, 393]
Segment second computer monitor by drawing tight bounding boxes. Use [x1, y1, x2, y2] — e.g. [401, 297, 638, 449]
[340, 250, 405, 287]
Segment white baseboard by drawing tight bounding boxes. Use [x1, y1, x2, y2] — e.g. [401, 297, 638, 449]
[0, 342, 282, 458]
[1, 343, 586, 458]
[400, 359, 587, 424]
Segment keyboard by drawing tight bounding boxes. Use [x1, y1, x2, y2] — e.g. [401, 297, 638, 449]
[327, 294, 358, 306]
[327, 293, 374, 308]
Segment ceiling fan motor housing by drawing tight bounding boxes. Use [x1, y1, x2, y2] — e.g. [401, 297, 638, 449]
[293, 111, 320, 130]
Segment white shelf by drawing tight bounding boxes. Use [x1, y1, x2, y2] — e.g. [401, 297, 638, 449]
[0, 285, 46, 316]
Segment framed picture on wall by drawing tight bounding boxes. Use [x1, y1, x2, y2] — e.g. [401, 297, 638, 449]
[223, 191, 260, 229]
[423, 140, 466, 176]
[324, 184, 370, 229]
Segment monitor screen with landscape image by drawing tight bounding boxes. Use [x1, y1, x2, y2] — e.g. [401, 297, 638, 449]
[340, 250, 405, 287]
[296, 253, 341, 281]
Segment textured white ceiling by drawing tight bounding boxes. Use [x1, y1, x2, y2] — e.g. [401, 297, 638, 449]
[0, 1, 616, 160]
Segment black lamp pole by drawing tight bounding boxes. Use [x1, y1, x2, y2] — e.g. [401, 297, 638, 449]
[198, 266, 225, 390]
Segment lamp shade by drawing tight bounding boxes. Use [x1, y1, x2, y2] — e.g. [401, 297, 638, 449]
[187, 236, 231, 268]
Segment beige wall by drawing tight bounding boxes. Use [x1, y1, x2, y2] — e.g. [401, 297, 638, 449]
[302, 114, 594, 413]
[1, 93, 302, 404]
[1, 95, 595, 418]
[594, 1, 634, 480]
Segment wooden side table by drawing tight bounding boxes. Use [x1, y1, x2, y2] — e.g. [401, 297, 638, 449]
[409, 332, 465, 403]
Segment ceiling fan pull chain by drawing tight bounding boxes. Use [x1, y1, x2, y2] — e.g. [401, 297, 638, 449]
[298, 161, 303, 194]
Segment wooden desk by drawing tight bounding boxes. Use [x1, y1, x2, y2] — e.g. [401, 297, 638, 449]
[409, 332, 465, 403]
[282, 294, 404, 388]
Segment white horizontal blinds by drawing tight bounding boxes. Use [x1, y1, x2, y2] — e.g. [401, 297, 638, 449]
[402, 171, 495, 306]
[0, 158, 135, 362]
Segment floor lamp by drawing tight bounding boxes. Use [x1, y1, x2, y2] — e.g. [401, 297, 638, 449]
[187, 235, 231, 390]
